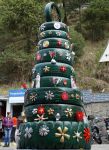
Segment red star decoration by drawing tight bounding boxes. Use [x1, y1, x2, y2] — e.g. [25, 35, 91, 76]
[83, 128, 91, 143]
[37, 106, 45, 115]
[60, 66, 67, 72]
[63, 80, 67, 85]
[49, 51, 56, 58]
[75, 111, 84, 122]
[36, 53, 41, 61]
[61, 92, 69, 101]
[57, 40, 62, 46]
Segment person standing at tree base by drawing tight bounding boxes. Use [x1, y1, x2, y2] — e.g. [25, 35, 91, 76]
[2, 112, 13, 147]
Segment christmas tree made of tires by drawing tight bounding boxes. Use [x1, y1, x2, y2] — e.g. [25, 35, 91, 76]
[17, 2, 91, 149]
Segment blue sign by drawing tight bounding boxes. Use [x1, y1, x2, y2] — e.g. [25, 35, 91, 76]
[9, 89, 26, 97]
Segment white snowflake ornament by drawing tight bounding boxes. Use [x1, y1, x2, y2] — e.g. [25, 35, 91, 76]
[73, 131, 82, 142]
[39, 125, 50, 136]
[45, 90, 54, 100]
[24, 127, 33, 139]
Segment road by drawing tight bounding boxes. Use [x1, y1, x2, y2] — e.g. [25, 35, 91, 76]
[0, 144, 109, 150]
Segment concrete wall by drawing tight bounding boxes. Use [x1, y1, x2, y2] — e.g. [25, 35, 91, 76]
[85, 102, 109, 118]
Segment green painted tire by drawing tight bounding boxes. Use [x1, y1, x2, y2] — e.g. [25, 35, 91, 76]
[32, 62, 75, 79]
[39, 30, 69, 40]
[35, 48, 74, 65]
[17, 121, 91, 149]
[38, 38, 71, 50]
[24, 104, 85, 122]
[44, 2, 61, 22]
[39, 22, 68, 32]
[24, 87, 83, 107]
[39, 76, 71, 88]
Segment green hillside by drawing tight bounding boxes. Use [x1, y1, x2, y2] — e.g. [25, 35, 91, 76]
[0, 0, 109, 94]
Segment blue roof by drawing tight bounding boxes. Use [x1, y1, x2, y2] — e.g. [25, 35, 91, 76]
[82, 90, 109, 104]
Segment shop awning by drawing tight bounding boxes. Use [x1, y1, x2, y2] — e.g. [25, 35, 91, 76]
[9, 89, 26, 103]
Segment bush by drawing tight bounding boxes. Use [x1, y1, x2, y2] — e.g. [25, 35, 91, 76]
[0, 48, 34, 83]
[69, 26, 85, 61]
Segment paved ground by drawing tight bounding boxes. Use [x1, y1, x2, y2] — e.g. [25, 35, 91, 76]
[92, 144, 109, 150]
[0, 144, 109, 150]
[0, 141, 109, 150]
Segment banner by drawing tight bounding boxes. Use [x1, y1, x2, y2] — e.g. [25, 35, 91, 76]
[9, 89, 26, 103]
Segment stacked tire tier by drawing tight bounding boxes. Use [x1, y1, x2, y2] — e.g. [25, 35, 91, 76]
[17, 2, 91, 149]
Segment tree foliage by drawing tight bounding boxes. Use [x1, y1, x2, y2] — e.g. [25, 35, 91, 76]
[0, 0, 45, 83]
[82, 0, 109, 41]
[0, 0, 44, 51]
[69, 27, 85, 61]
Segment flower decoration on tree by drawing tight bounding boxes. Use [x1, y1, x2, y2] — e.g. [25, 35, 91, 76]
[83, 128, 91, 143]
[49, 51, 56, 58]
[73, 131, 82, 142]
[34, 114, 48, 121]
[40, 32, 45, 38]
[55, 127, 70, 143]
[24, 127, 33, 139]
[45, 90, 54, 100]
[57, 40, 62, 46]
[43, 66, 50, 72]
[56, 31, 61, 36]
[47, 108, 54, 115]
[64, 108, 73, 118]
[60, 66, 67, 72]
[40, 24, 46, 31]
[32, 108, 37, 114]
[37, 106, 45, 115]
[39, 125, 50, 136]
[76, 94, 80, 99]
[29, 93, 37, 102]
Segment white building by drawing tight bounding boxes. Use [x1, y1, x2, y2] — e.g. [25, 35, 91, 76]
[0, 89, 25, 117]
[99, 42, 109, 62]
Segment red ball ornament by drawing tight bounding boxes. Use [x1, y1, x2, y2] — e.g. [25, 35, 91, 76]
[60, 66, 67, 72]
[57, 40, 62, 46]
[61, 92, 69, 101]
[37, 106, 45, 115]
[75, 111, 84, 121]
[36, 53, 41, 61]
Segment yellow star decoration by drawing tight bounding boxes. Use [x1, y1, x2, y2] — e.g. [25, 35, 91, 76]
[55, 127, 70, 143]
[47, 108, 54, 115]
[73, 131, 82, 142]
[43, 66, 50, 72]
[64, 108, 73, 118]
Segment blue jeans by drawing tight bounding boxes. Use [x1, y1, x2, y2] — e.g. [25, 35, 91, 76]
[4, 128, 12, 145]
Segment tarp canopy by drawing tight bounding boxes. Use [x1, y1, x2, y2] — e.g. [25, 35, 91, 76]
[99, 42, 109, 62]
